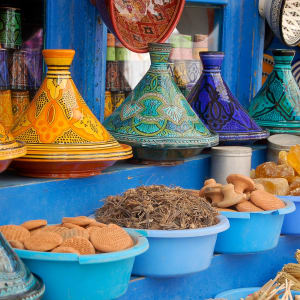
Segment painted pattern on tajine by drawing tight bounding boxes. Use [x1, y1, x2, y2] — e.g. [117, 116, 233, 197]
[12, 77, 111, 144]
[248, 51, 300, 127]
[0, 90, 13, 131]
[11, 91, 30, 125]
[188, 52, 268, 142]
[104, 43, 216, 146]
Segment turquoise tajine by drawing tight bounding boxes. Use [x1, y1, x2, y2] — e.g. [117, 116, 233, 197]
[249, 49, 300, 134]
[0, 233, 45, 299]
[103, 43, 218, 161]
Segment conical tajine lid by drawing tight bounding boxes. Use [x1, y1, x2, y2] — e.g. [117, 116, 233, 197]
[0, 233, 44, 299]
[0, 123, 26, 161]
[104, 43, 218, 150]
[12, 50, 132, 161]
[249, 49, 300, 134]
[188, 51, 269, 143]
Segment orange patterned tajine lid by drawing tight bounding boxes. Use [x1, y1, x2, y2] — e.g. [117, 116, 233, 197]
[0, 122, 26, 161]
[12, 50, 132, 162]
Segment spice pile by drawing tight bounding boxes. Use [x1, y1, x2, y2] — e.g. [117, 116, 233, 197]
[95, 185, 219, 230]
[0, 216, 133, 255]
[199, 174, 286, 212]
[251, 146, 300, 196]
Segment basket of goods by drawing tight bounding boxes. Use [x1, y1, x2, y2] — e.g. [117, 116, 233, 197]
[215, 250, 300, 299]
[251, 146, 300, 235]
[198, 175, 295, 254]
[0, 217, 149, 300]
[95, 185, 229, 278]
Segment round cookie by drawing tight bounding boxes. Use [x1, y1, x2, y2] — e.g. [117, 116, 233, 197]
[60, 228, 89, 241]
[236, 201, 263, 212]
[62, 223, 84, 230]
[62, 216, 94, 227]
[250, 190, 286, 211]
[9, 240, 25, 249]
[24, 232, 63, 251]
[0, 225, 30, 242]
[90, 224, 134, 253]
[51, 246, 80, 255]
[61, 236, 95, 255]
[21, 219, 47, 230]
[87, 221, 106, 228]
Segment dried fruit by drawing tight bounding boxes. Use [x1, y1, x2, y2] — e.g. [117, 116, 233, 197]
[255, 162, 294, 179]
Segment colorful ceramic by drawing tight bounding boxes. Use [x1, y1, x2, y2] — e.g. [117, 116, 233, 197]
[11, 90, 30, 125]
[8, 50, 28, 90]
[104, 91, 113, 119]
[0, 7, 22, 49]
[0, 233, 45, 299]
[112, 91, 125, 110]
[249, 49, 300, 134]
[0, 122, 26, 173]
[26, 50, 42, 90]
[259, 0, 300, 47]
[292, 59, 300, 88]
[95, 0, 185, 53]
[107, 32, 115, 47]
[104, 43, 218, 161]
[11, 49, 132, 178]
[0, 49, 9, 90]
[106, 61, 121, 91]
[188, 51, 269, 144]
[262, 53, 274, 85]
[0, 89, 13, 131]
[173, 61, 189, 88]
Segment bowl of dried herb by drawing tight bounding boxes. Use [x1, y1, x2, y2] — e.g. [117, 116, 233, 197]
[95, 185, 230, 277]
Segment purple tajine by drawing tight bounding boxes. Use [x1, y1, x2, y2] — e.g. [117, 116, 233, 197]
[187, 51, 269, 144]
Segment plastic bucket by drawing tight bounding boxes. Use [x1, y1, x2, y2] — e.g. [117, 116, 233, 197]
[15, 229, 149, 300]
[132, 215, 229, 278]
[215, 287, 300, 299]
[215, 200, 295, 254]
[280, 196, 300, 235]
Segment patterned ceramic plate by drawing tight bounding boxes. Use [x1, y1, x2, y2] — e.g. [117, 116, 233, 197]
[96, 0, 185, 53]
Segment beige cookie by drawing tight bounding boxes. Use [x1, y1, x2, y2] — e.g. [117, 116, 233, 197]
[250, 190, 286, 211]
[60, 228, 89, 241]
[24, 232, 63, 251]
[61, 236, 95, 255]
[236, 201, 264, 212]
[51, 246, 80, 255]
[9, 240, 25, 249]
[21, 219, 47, 230]
[0, 225, 30, 242]
[90, 224, 134, 253]
[62, 216, 94, 227]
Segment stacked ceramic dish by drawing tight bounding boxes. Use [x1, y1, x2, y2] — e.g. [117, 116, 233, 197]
[11, 49, 132, 178]
[0, 122, 26, 173]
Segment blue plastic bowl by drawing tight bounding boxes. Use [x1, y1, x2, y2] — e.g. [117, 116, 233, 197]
[280, 196, 300, 235]
[132, 215, 229, 278]
[215, 200, 295, 254]
[215, 287, 300, 299]
[15, 229, 149, 300]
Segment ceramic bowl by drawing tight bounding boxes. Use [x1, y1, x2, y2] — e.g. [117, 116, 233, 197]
[95, 0, 185, 53]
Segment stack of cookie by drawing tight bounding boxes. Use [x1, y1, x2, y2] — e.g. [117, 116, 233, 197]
[0, 216, 134, 255]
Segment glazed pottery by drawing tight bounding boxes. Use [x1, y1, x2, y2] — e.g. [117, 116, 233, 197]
[0, 122, 26, 173]
[104, 43, 218, 162]
[188, 51, 269, 144]
[8, 50, 28, 91]
[11, 91, 30, 125]
[95, 0, 185, 53]
[0, 90, 13, 131]
[0, 7, 22, 49]
[112, 91, 125, 111]
[106, 61, 121, 91]
[25, 50, 42, 91]
[11, 49, 132, 178]
[0, 49, 9, 90]
[0, 233, 45, 299]
[262, 53, 274, 85]
[248, 49, 300, 134]
[292, 59, 300, 88]
[104, 91, 113, 119]
[259, 0, 300, 46]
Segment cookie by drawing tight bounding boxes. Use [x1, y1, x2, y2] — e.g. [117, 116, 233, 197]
[87, 221, 106, 228]
[236, 201, 263, 212]
[41, 225, 69, 235]
[216, 208, 236, 212]
[86, 226, 101, 235]
[21, 219, 47, 230]
[24, 232, 63, 251]
[62, 216, 94, 227]
[9, 240, 25, 249]
[60, 228, 89, 241]
[51, 246, 80, 255]
[0, 225, 30, 242]
[62, 223, 85, 230]
[61, 236, 95, 255]
[90, 224, 134, 253]
[250, 190, 286, 211]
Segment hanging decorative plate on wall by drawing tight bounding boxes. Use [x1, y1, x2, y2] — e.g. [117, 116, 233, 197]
[95, 0, 185, 53]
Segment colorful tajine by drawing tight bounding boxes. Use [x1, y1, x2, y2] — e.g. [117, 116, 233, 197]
[11, 49, 132, 178]
[0, 122, 26, 173]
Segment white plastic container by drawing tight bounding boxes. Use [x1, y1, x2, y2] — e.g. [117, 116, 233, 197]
[267, 134, 300, 163]
[211, 146, 252, 184]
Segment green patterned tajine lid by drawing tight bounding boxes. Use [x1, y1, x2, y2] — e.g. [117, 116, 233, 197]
[103, 43, 218, 160]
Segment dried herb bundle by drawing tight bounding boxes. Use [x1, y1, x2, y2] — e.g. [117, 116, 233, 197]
[95, 185, 219, 230]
